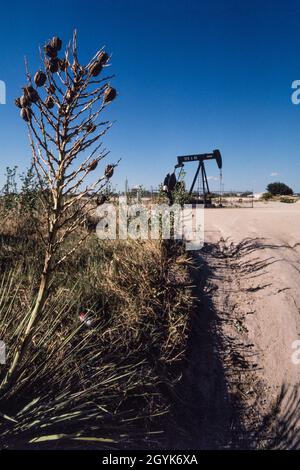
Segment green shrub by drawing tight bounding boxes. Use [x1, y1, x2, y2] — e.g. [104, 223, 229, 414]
[279, 196, 295, 204]
[261, 192, 273, 201]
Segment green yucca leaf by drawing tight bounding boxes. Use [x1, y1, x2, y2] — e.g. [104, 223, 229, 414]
[0, 411, 18, 423]
[16, 397, 41, 416]
[29, 434, 67, 443]
[0, 236, 192, 449]
[73, 436, 116, 443]
[29, 433, 117, 443]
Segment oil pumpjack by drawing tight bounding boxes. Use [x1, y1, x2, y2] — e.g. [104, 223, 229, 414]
[163, 149, 222, 206]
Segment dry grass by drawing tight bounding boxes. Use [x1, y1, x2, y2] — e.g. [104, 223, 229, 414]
[0, 209, 193, 449]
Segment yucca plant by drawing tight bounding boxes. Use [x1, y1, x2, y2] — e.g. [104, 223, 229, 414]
[0, 235, 192, 449]
[1, 31, 117, 391]
[0, 264, 167, 448]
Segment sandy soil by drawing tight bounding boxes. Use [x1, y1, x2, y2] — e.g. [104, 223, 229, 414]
[201, 201, 300, 448]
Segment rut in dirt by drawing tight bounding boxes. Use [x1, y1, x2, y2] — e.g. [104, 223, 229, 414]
[169, 242, 250, 449]
[170, 238, 300, 450]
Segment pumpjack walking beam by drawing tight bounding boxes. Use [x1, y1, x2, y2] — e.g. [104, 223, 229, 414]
[163, 149, 222, 206]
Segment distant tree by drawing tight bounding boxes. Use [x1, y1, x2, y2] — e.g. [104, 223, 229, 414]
[19, 165, 40, 212]
[1, 166, 18, 211]
[261, 192, 273, 201]
[266, 182, 293, 196]
[2, 166, 18, 196]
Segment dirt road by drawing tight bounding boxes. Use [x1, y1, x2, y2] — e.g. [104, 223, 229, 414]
[200, 202, 300, 448]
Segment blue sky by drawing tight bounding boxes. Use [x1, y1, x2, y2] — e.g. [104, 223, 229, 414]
[1, 0, 300, 192]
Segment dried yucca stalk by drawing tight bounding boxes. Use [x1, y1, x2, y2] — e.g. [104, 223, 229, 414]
[0, 31, 117, 392]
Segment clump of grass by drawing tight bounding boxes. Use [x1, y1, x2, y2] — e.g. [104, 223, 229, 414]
[0, 211, 193, 449]
[279, 196, 295, 204]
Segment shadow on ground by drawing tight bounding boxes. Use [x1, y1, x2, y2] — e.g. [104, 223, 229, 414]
[168, 238, 300, 450]
[168, 244, 248, 449]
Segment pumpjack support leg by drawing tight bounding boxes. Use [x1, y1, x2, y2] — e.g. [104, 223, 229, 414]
[189, 162, 202, 195]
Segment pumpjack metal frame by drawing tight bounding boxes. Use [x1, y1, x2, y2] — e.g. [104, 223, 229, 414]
[175, 150, 222, 205]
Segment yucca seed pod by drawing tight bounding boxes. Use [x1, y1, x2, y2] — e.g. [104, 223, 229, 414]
[20, 107, 32, 122]
[104, 86, 117, 103]
[50, 36, 62, 51]
[15, 97, 22, 108]
[99, 51, 109, 65]
[74, 81, 81, 91]
[47, 84, 56, 94]
[89, 62, 102, 77]
[86, 122, 96, 133]
[88, 159, 98, 171]
[34, 71, 47, 87]
[47, 58, 59, 73]
[105, 164, 114, 179]
[20, 94, 31, 108]
[89, 51, 109, 77]
[45, 96, 55, 109]
[24, 86, 39, 103]
[44, 43, 57, 59]
[58, 58, 68, 71]
[96, 194, 107, 205]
